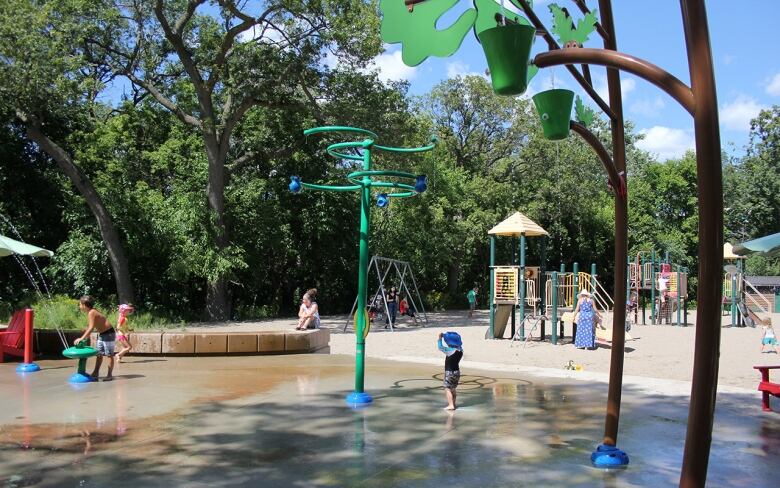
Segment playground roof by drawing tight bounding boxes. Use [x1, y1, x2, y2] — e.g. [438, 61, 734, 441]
[723, 243, 746, 260]
[733, 232, 780, 258]
[488, 212, 548, 237]
[0, 234, 54, 258]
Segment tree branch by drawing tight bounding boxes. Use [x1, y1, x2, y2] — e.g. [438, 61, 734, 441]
[124, 71, 202, 129]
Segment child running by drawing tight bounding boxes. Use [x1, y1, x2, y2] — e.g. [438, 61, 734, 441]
[760, 320, 778, 354]
[438, 331, 463, 410]
[74, 296, 115, 381]
[114, 303, 135, 362]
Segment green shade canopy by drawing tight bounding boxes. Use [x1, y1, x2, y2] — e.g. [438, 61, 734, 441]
[0, 234, 54, 258]
[733, 232, 780, 257]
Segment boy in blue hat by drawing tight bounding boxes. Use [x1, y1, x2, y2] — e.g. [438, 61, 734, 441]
[438, 331, 463, 410]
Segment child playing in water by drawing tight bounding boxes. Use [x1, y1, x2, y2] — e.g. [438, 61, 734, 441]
[438, 331, 463, 410]
[114, 303, 135, 362]
[74, 296, 115, 381]
[760, 320, 778, 354]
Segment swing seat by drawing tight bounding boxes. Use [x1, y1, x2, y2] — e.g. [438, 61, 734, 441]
[0, 310, 26, 362]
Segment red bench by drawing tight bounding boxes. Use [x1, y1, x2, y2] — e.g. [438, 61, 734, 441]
[754, 365, 780, 412]
[0, 310, 25, 362]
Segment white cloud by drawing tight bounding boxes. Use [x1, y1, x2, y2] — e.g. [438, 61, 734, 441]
[723, 54, 735, 66]
[636, 126, 695, 161]
[368, 49, 418, 82]
[630, 96, 665, 118]
[766, 73, 780, 96]
[446, 61, 484, 79]
[595, 74, 636, 103]
[719, 95, 765, 131]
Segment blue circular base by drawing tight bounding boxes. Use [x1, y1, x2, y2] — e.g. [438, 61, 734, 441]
[591, 444, 629, 468]
[345, 391, 373, 406]
[68, 373, 95, 384]
[16, 363, 41, 373]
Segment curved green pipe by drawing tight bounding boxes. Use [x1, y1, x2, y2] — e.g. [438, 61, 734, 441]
[348, 170, 416, 180]
[386, 191, 416, 198]
[326, 141, 371, 161]
[301, 182, 362, 192]
[304, 126, 379, 139]
[369, 182, 416, 191]
[373, 141, 437, 153]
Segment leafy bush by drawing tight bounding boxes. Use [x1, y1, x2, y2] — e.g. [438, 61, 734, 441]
[0, 295, 180, 330]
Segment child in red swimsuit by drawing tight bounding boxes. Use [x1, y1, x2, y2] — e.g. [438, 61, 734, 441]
[114, 303, 134, 362]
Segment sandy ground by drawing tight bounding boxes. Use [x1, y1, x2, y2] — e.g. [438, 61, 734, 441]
[184, 309, 780, 393]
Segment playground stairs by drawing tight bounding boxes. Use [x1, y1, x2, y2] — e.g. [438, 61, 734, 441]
[544, 272, 613, 315]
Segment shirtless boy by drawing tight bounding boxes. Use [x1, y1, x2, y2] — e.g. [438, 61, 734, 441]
[74, 296, 116, 380]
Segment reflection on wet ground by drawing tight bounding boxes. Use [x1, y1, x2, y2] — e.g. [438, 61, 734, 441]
[0, 355, 778, 487]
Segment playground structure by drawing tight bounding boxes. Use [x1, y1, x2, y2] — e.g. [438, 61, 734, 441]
[487, 212, 612, 344]
[344, 256, 428, 332]
[292, 125, 435, 405]
[722, 242, 774, 328]
[386, 0, 725, 481]
[628, 251, 690, 326]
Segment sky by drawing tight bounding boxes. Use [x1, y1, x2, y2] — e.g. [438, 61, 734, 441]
[364, 0, 780, 161]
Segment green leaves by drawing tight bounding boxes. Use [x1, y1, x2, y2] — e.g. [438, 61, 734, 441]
[380, 0, 477, 66]
[549, 3, 597, 46]
[575, 96, 596, 127]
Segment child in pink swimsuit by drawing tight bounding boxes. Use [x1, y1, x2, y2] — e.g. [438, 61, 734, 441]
[114, 303, 134, 362]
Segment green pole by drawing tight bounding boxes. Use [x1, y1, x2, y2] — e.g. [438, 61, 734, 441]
[730, 272, 737, 327]
[511, 237, 517, 338]
[519, 233, 526, 340]
[354, 147, 372, 395]
[591, 262, 597, 291]
[573, 262, 579, 292]
[489, 235, 496, 339]
[551, 271, 558, 345]
[677, 269, 682, 326]
[539, 236, 547, 315]
[650, 250, 656, 324]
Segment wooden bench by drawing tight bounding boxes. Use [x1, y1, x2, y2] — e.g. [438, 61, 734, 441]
[754, 365, 780, 412]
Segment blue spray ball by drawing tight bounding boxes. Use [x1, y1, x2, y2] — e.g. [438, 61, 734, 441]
[376, 193, 389, 208]
[289, 176, 302, 193]
[415, 175, 428, 193]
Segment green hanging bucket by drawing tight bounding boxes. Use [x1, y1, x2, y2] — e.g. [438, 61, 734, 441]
[478, 24, 536, 96]
[532, 89, 575, 140]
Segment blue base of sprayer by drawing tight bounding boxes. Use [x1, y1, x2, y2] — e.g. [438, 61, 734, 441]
[68, 373, 95, 384]
[16, 363, 41, 373]
[345, 391, 373, 407]
[591, 444, 629, 468]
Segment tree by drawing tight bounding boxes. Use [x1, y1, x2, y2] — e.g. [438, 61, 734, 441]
[0, 0, 135, 303]
[89, 0, 383, 319]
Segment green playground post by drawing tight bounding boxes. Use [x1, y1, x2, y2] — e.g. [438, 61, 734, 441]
[354, 146, 371, 395]
[489, 235, 496, 338]
[519, 233, 526, 340]
[731, 272, 738, 327]
[292, 126, 435, 405]
[573, 261, 579, 292]
[511, 236, 517, 338]
[677, 269, 682, 326]
[551, 271, 559, 345]
[650, 250, 656, 324]
[592, 263, 598, 292]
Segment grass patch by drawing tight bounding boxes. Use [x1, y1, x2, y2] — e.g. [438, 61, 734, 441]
[1, 295, 184, 331]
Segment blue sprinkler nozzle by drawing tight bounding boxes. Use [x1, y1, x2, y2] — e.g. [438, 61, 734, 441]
[376, 193, 389, 208]
[415, 175, 428, 193]
[289, 176, 302, 193]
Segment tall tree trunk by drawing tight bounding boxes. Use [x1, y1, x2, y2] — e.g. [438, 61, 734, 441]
[24, 121, 135, 304]
[447, 259, 461, 298]
[204, 138, 229, 320]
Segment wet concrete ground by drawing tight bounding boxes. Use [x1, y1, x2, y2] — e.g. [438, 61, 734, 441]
[1, 355, 778, 487]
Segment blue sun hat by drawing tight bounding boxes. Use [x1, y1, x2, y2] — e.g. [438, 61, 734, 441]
[443, 331, 463, 349]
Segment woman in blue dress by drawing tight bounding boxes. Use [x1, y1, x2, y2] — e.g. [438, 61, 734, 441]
[573, 289, 600, 349]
